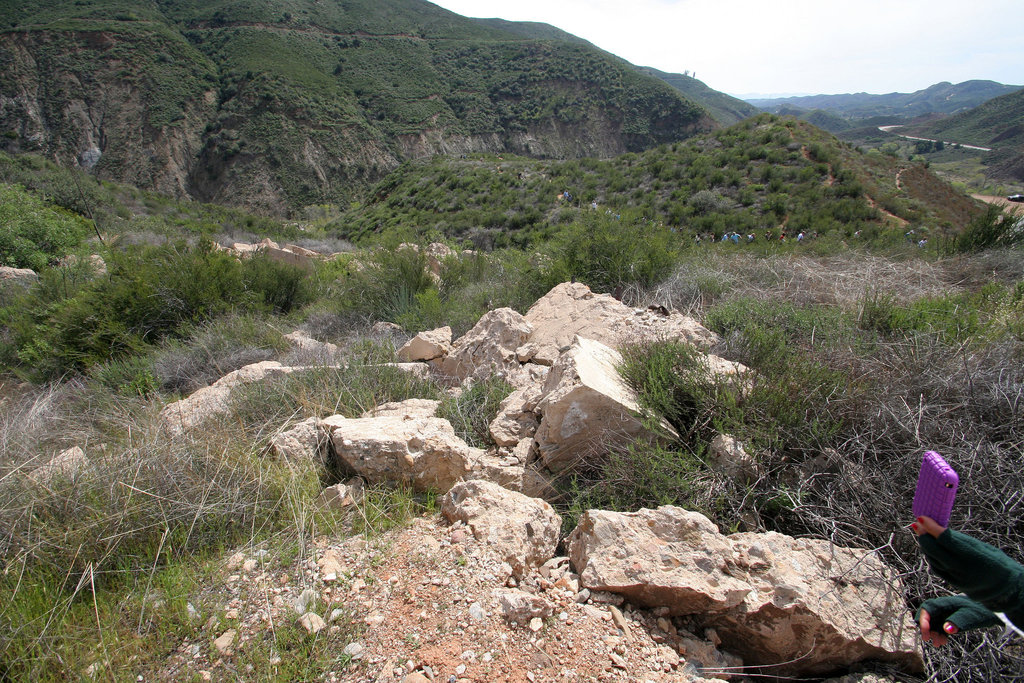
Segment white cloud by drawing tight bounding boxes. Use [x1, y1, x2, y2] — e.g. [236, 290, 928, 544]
[430, 0, 1024, 95]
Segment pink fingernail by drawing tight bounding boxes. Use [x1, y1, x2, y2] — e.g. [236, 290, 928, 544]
[944, 623, 955, 634]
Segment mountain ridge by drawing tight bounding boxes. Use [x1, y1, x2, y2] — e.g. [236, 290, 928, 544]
[749, 80, 1023, 121]
[0, 0, 715, 214]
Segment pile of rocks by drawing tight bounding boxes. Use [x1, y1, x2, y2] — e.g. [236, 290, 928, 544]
[160, 479, 921, 681]
[217, 238, 324, 270]
[153, 281, 923, 678]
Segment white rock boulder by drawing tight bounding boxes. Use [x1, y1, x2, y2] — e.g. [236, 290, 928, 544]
[488, 384, 542, 447]
[441, 480, 561, 577]
[520, 282, 720, 366]
[440, 308, 532, 382]
[270, 417, 326, 464]
[360, 398, 440, 419]
[568, 505, 922, 678]
[707, 433, 761, 483]
[533, 336, 669, 472]
[161, 361, 300, 436]
[323, 415, 481, 493]
[0, 266, 39, 284]
[397, 326, 452, 362]
[30, 446, 87, 485]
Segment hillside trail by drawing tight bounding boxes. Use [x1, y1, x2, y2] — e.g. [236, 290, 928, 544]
[972, 194, 1024, 213]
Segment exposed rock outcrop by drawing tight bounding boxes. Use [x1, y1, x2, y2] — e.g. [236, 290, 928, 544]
[441, 480, 560, 577]
[568, 505, 922, 677]
[323, 415, 482, 493]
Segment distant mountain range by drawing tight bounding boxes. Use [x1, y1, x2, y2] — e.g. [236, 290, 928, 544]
[748, 81, 1023, 131]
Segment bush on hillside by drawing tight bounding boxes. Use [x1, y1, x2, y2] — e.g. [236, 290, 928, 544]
[1, 242, 313, 379]
[0, 184, 90, 269]
[950, 204, 1023, 253]
[551, 211, 677, 295]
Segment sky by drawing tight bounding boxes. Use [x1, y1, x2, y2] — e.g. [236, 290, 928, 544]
[429, 0, 1024, 98]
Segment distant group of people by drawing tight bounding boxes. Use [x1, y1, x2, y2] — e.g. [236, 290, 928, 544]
[692, 230, 818, 245]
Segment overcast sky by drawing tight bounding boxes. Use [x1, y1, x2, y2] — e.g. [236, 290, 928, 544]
[429, 0, 1024, 98]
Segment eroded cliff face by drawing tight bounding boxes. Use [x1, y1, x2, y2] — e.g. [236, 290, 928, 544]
[0, 29, 216, 200]
[0, 25, 714, 215]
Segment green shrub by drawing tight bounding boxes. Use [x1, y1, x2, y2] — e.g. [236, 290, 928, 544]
[242, 253, 314, 314]
[561, 442, 718, 533]
[551, 211, 677, 294]
[2, 242, 313, 379]
[950, 204, 1022, 253]
[0, 184, 90, 270]
[437, 374, 514, 448]
[618, 340, 741, 446]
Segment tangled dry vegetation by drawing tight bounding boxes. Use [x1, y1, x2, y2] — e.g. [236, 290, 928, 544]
[0, 248, 1022, 681]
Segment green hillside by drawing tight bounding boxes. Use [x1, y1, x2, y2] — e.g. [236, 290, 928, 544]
[334, 114, 982, 246]
[641, 67, 759, 126]
[905, 89, 1024, 186]
[906, 88, 1024, 149]
[0, 0, 713, 214]
[471, 17, 592, 44]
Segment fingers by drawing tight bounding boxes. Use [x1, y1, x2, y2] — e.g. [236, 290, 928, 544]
[920, 608, 949, 648]
[914, 516, 947, 538]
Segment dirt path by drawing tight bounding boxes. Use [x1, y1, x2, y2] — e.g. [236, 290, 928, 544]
[972, 194, 1024, 213]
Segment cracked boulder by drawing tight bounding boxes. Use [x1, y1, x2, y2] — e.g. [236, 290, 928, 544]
[323, 415, 482, 493]
[441, 480, 560, 577]
[534, 336, 670, 472]
[568, 505, 922, 678]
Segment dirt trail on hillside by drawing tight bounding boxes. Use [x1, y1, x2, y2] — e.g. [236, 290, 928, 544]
[972, 195, 1024, 213]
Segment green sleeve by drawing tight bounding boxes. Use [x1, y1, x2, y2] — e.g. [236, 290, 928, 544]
[917, 595, 1002, 632]
[917, 529, 1024, 617]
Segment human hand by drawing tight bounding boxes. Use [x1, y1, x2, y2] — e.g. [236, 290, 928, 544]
[919, 607, 958, 647]
[910, 515, 947, 538]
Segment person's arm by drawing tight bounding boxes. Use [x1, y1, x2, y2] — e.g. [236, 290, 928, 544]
[913, 516, 1024, 644]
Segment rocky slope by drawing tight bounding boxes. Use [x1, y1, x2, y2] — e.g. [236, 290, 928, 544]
[0, 0, 714, 214]
[148, 280, 926, 681]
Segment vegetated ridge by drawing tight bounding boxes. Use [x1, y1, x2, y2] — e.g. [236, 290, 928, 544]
[903, 88, 1024, 185]
[641, 67, 760, 126]
[0, 0, 715, 214]
[335, 114, 983, 246]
